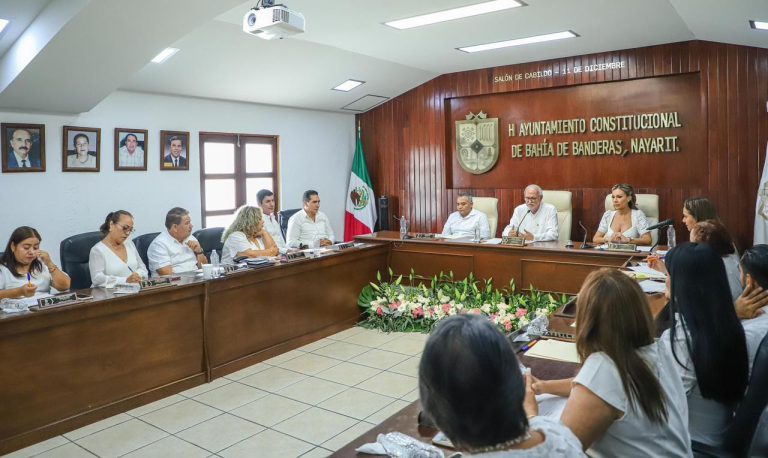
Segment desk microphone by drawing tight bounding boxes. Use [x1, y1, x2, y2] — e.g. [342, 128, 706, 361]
[516, 210, 532, 236]
[578, 221, 594, 249]
[646, 219, 674, 231]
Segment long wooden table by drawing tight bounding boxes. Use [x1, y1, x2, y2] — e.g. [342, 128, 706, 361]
[0, 244, 388, 455]
[356, 231, 646, 294]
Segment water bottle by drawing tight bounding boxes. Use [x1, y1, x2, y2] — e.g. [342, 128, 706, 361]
[666, 225, 676, 249]
[210, 249, 220, 277]
[399, 216, 408, 240]
[473, 222, 480, 242]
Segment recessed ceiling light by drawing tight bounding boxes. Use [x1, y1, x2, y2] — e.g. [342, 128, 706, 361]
[151, 47, 179, 64]
[750, 20, 768, 30]
[385, 0, 524, 30]
[333, 79, 365, 92]
[0, 19, 9, 34]
[458, 30, 577, 53]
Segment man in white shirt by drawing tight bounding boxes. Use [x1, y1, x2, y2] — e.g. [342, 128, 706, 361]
[118, 133, 145, 168]
[148, 207, 208, 275]
[441, 193, 491, 239]
[501, 184, 559, 242]
[286, 190, 335, 248]
[257, 189, 288, 253]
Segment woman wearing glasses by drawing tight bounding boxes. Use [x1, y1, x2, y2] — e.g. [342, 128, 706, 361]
[593, 183, 652, 246]
[89, 210, 148, 287]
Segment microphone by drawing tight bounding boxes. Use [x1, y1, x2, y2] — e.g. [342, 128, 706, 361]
[516, 210, 532, 236]
[578, 221, 594, 249]
[646, 219, 674, 231]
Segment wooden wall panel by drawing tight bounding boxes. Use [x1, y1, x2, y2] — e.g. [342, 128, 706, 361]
[359, 41, 768, 248]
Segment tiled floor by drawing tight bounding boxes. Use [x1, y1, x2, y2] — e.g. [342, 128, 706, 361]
[5, 327, 426, 458]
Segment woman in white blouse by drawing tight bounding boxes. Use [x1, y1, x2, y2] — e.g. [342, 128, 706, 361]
[221, 206, 278, 264]
[532, 269, 692, 457]
[0, 226, 71, 298]
[89, 210, 148, 287]
[593, 183, 651, 246]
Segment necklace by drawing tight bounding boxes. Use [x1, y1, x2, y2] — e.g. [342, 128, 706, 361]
[466, 429, 533, 454]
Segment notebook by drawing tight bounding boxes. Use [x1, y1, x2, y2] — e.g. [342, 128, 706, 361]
[525, 339, 580, 363]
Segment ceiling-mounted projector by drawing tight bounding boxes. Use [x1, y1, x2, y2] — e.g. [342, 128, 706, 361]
[243, 3, 305, 40]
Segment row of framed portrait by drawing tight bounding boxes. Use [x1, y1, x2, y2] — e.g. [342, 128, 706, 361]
[1, 123, 192, 172]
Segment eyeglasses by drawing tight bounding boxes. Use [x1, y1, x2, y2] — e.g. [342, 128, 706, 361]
[524, 196, 540, 201]
[115, 223, 135, 234]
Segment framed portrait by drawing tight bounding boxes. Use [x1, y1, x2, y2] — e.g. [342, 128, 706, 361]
[62, 126, 100, 172]
[1, 123, 46, 173]
[160, 130, 190, 171]
[114, 128, 148, 171]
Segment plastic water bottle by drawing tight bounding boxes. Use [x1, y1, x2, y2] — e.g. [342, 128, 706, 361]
[666, 225, 676, 249]
[399, 216, 408, 240]
[210, 249, 220, 277]
[473, 222, 480, 242]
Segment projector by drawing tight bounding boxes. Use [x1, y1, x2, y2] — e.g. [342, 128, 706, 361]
[243, 5, 306, 40]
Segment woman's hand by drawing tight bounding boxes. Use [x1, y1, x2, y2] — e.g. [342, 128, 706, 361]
[523, 372, 539, 418]
[18, 283, 37, 297]
[37, 250, 53, 267]
[126, 272, 142, 284]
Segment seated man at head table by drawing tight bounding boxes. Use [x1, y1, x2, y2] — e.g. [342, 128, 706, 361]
[441, 193, 491, 239]
[501, 184, 559, 242]
[286, 189, 335, 248]
[147, 207, 208, 276]
[257, 188, 288, 254]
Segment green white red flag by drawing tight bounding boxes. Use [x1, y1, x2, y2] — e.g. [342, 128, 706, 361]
[344, 127, 377, 241]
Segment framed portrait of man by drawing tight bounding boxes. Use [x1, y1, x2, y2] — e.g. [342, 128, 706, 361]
[62, 126, 100, 172]
[114, 128, 148, 171]
[1, 123, 46, 173]
[160, 130, 190, 171]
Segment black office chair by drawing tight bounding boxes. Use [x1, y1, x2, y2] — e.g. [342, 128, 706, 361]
[192, 227, 224, 260]
[132, 232, 160, 271]
[60, 231, 103, 290]
[748, 406, 768, 457]
[279, 208, 301, 240]
[693, 332, 768, 457]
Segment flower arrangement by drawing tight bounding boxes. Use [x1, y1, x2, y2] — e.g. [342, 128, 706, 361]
[357, 268, 570, 333]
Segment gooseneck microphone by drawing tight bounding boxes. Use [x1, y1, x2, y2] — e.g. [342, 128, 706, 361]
[578, 221, 594, 249]
[516, 210, 532, 236]
[646, 218, 674, 231]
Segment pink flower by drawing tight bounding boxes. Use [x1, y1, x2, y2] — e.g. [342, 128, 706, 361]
[412, 306, 424, 319]
[390, 301, 400, 311]
[376, 306, 384, 316]
[504, 321, 513, 331]
[515, 308, 527, 318]
[472, 309, 482, 315]
[442, 303, 452, 314]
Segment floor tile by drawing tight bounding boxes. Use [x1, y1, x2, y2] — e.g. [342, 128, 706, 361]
[297, 338, 335, 352]
[180, 378, 233, 398]
[230, 394, 311, 427]
[401, 388, 420, 402]
[219, 429, 313, 458]
[300, 447, 332, 458]
[4, 435, 69, 458]
[64, 413, 132, 440]
[326, 327, 366, 341]
[311, 341, 369, 361]
[74, 419, 167, 458]
[193, 382, 268, 411]
[357, 371, 417, 398]
[223, 363, 272, 381]
[321, 421, 376, 451]
[348, 349, 410, 370]
[139, 399, 221, 434]
[275, 353, 342, 375]
[341, 330, 398, 348]
[122, 436, 210, 458]
[273, 407, 358, 445]
[314, 361, 383, 386]
[176, 413, 264, 453]
[399, 332, 430, 343]
[318, 388, 393, 420]
[34, 443, 96, 458]
[388, 356, 421, 378]
[365, 399, 411, 424]
[238, 366, 307, 392]
[378, 337, 424, 356]
[278, 377, 348, 404]
[127, 395, 187, 417]
[263, 349, 306, 365]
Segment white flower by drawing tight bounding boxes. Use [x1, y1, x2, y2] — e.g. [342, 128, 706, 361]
[497, 302, 509, 311]
[481, 303, 492, 314]
[519, 316, 530, 327]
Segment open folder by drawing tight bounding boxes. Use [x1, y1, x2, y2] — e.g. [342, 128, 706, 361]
[525, 339, 580, 363]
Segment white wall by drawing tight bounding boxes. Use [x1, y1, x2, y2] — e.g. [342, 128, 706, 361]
[0, 91, 356, 264]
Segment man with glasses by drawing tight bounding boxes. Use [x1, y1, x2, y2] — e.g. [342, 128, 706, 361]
[147, 207, 208, 276]
[501, 184, 559, 242]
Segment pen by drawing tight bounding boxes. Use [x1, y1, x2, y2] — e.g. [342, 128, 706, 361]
[522, 339, 538, 352]
[27, 272, 31, 284]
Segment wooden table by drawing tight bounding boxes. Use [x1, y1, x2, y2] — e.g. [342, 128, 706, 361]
[357, 231, 647, 294]
[0, 244, 388, 455]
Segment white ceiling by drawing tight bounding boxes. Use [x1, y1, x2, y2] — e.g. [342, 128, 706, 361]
[0, 0, 766, 114]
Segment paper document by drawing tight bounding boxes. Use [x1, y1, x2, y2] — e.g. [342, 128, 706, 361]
[628, 264, 667, 279]
[441, 233, 468, 240]
[483, 238, 503, 245]
[637, 246, 654, 252]
[639, 280, 667, 294]
[525, 339, 580, 363]
[536, 393, 568, 418]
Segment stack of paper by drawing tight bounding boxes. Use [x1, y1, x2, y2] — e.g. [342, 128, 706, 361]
[639, 280, 667, 294]
[525, 339, 580, 363]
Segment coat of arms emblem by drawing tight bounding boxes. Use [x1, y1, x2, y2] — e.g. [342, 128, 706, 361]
[455, 111, 499, 174]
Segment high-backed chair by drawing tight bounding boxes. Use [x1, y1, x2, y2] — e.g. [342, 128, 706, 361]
[279, 208, 301, 240]
[192, 227, 224, 260]
[473, 197, 499, 237]
[133, 232, 160, 271]
[60, 231, 103, 290]
[542, 190, 572, 244]
[604, 193, 659, 246]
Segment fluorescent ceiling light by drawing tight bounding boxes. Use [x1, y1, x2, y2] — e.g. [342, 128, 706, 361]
[750, 20, 768, 30]
[333, 79, 365, 92]
[0, 19, 9, 34]
[458, 30, 577, 53]
[151, 47, 179, 64]
[385, 0, 524, 30]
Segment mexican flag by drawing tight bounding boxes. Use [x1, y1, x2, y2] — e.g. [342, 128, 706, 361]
[344, 129, 377, 241]
[755, 141, 768, 244]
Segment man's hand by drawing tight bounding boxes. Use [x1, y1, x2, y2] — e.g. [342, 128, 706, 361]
[319, 238, 333, 247]
[735, 283, 768, 320]
[522, 230, 534, 241]
[186, 240, 203, 254]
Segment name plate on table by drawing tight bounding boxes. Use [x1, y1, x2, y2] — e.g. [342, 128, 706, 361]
[330, 242, 355, 251]
[501, 236, 526, 247]
[32, 292, 93, 311]
[140, 277, 173, 289]
[284, 251, 306, 261]
[413, 233, 436, 239]
[607, 242, 638, 252]
[222, 264, 244, 274]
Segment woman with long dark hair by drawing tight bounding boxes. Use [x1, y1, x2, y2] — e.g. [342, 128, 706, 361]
[662, 242, 749, 446]
[0, 226, 71, 299]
